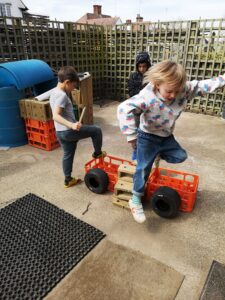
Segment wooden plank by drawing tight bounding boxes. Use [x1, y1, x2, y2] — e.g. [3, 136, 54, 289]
[118, 176, 133, 183]
[112, 196, 130, 210]
[113, 192, 131, 201]
[114, 180, 133, 194]
[118, 164, 136, 175]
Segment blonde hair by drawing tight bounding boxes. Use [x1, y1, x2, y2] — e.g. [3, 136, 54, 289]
[144, 60, 187, 90]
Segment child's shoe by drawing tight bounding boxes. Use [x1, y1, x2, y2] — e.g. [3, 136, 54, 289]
[64, 177, 82, 188]
[92, 150, 107, 159]
[129, 199, 146, 223]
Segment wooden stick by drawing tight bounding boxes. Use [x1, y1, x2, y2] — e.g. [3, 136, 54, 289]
[154, 155, 160, 169]
[79, 106, 86, 123]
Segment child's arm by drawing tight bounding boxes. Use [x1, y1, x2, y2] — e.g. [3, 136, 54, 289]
[53, 106, 81, 131]
[117, 86, 152, 142]
[186, 74, 225, 99]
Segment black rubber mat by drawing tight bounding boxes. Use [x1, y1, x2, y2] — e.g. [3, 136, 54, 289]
[0, 193, 105, 300]
[200, 260, 225, 300]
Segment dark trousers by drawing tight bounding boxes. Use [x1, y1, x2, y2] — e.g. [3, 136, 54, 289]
[56, 125, 102, 178]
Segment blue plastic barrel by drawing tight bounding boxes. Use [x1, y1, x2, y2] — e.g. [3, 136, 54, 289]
[33, 76, 58, 96]
[0, 87, 27, 147]
[0, 59, 54, 90]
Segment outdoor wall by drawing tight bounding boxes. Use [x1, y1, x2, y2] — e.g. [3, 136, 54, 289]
[1, 16, 225, 115]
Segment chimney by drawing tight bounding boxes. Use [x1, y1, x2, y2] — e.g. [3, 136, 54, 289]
[126, 19, 132, 24]
[93, 5, 102, 15]
[136, 14, 143, 22]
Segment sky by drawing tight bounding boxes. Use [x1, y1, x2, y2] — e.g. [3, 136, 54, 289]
[23, 0, 225, 23]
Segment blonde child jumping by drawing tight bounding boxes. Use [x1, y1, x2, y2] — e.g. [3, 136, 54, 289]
[117, 60, 225, 223]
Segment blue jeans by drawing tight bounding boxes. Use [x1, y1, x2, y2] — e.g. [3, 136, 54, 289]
[133, 130, 187, 196]
[56, 125, 102, 178]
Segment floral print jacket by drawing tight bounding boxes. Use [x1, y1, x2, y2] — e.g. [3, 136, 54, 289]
[117, 75, 225, 141]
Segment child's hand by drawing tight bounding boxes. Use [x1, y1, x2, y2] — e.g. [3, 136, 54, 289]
[71, 122, 82, 131]
[129, 139, 137, 150]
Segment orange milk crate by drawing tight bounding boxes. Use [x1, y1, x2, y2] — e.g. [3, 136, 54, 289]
[28, 138, 59, 151]
[85, 155, 199, 213]
[25, 118, 59, 151]
[145, 167, 199, 212]
[27, 131, 59, 151]
[27, 131, 57, 143]
[25, 119, 55, 134]
[85, 155, 134, 192]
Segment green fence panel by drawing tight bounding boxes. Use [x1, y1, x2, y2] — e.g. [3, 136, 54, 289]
[0, 17, 225, 115]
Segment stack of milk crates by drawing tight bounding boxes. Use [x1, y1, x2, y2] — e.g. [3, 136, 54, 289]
[0, 59, 94, 149]
[19, 98, 59, 151]
[19, 72, 94, 150]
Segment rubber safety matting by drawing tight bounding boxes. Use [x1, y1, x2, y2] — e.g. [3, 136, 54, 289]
[200, 260, 225, 300]
[0, 193, 105, 300]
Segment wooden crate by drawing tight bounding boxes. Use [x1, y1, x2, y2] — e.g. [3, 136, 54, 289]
[71, 72, 93, 124]
[19, 98, 52, 121]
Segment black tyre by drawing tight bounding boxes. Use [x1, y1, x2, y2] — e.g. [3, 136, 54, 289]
[151, 186, 181, 219]
[84, 168, 109, 194]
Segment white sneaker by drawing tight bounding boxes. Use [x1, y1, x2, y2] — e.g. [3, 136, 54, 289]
[129, 199, 146, 223]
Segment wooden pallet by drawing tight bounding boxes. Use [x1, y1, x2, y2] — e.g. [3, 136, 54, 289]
[112, 196, 130, 210]
[113, 163, 135, 209]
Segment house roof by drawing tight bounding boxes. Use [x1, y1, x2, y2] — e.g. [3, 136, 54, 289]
[76, 13, 111, 24]
[80, 17, 121, 26]
[76, 5, 122, 26]
[19, 0, 28, 11]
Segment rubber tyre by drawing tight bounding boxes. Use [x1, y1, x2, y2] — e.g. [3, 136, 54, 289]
[151, 186, 181, 219]
[84, 168, 109, 194]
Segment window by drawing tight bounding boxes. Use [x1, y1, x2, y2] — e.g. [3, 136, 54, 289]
[0, 3, 11, 17]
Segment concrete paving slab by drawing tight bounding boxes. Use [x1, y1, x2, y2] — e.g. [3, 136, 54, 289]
[45, 239, 184, 300]
[1, 102, 225, 299]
